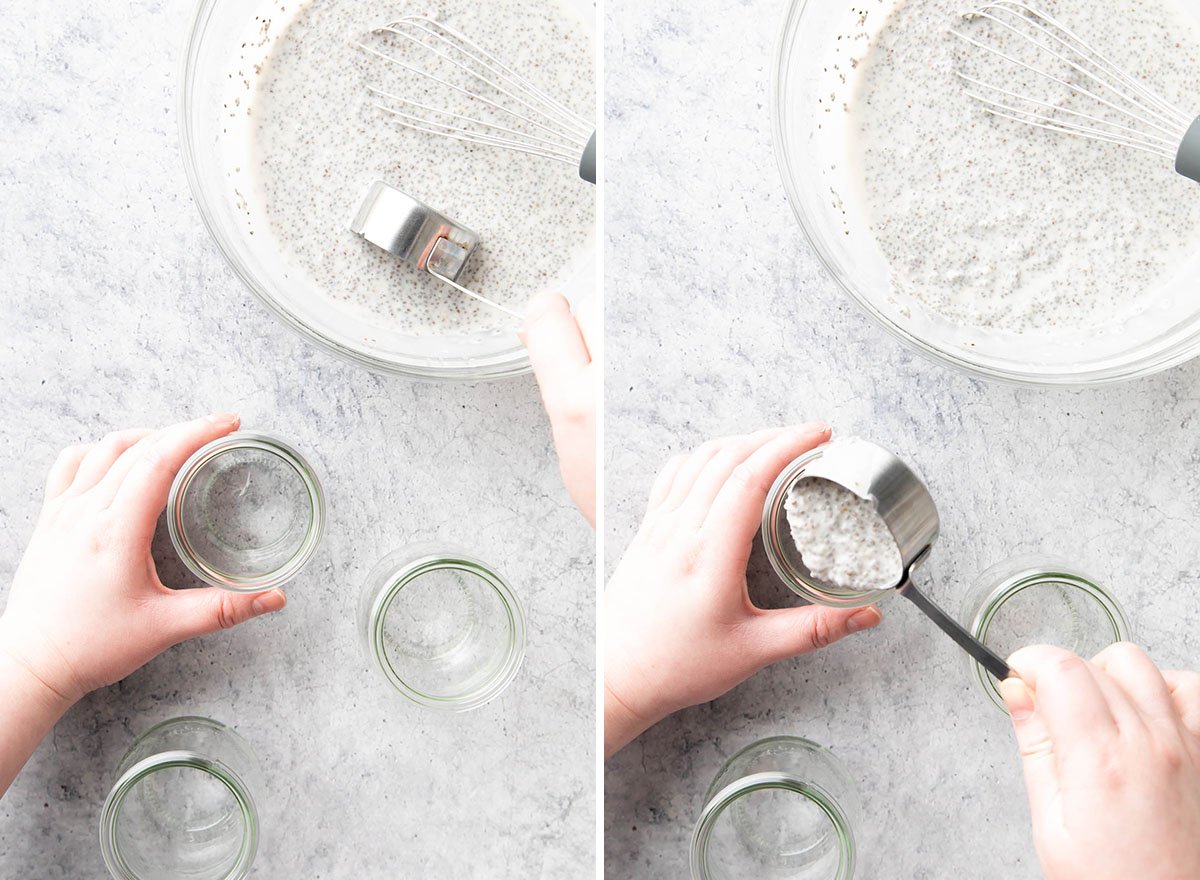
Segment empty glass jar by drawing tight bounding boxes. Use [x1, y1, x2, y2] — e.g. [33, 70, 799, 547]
[167, 432, 325, 591]
[962, 556, 1133, 710]
[358, 543, 527, 711]
[99, 717, 263, 880]
[691, 737, 860, 880]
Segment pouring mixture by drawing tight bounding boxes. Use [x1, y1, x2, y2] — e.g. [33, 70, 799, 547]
[220, 0, 594, 336]
[784, 478, 902, 591]
[850, 0, 1200, 335]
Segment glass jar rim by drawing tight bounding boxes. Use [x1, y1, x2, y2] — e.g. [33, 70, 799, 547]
[365, 551, 527, 711]
[690, 771, 856, 880]
[761, 439, 897, 609]
[968, 561, 1133, 709]
[99, 749, 259, 880]
[167, 431, 326, 592]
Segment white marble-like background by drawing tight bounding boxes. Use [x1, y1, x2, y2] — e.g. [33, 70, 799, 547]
[0, 3, 593, 876]
[603, 0, 1200, 877]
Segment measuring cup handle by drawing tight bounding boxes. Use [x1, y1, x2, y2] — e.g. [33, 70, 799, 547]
[898, 579, 1012, 681]
[579, 131, 597, 184]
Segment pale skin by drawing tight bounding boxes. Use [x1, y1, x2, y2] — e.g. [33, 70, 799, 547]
[8, 400, 1192, 873]
[0, 294, 592, 799]
[1002, 643, 1200, 880]
[0, 413, 286, 797]
[603, 425, 883, 757]
[520, 291, 596, 527]
[602, 429, 1200, 875]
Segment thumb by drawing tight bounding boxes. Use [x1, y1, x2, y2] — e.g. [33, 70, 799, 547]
[1000, 675, 1059, 822]
[756, 604, 883, 664]
[164, 588, 287, 643]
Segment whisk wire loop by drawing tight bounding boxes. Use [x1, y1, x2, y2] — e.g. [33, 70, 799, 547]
[953, 24, 1175, 142]
[987, 3, 1186, 125]
[366, 85, 580, 162]
[402, 17, 590, 138]
[356, 15, 590, 166]
[957, 73, 1182, 158]
[952, 2, 1193, 161]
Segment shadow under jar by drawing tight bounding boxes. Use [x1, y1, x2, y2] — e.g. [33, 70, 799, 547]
[167, 432, 325, 591]
[691, 737, 860, 880]
[358, 544, 526, 711]
[962, 556, 1133, 711]
[99, 717, 263, 880]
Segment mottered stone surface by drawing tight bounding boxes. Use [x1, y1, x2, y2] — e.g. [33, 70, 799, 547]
[0, 3, 594, 875]
[603, 0, 1200, 876]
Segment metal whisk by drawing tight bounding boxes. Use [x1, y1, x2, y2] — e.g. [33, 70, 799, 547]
[951, 1, 1200, 183]
[356, 15, 596, 184]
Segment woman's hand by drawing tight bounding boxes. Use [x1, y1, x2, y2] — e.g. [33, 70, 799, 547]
[603, 425, 883, 756]
[0, 413, 287, 707]
[521, 292, 596, 527]
[1003, 643, 1200, 880]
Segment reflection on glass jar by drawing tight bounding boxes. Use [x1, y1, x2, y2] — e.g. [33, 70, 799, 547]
[691, 737, 859, 880]
[358, 544, 526, 711]
[963, 556, 1133, 711]
[99, 717, 262, 880]
[168, 432, 325, 591]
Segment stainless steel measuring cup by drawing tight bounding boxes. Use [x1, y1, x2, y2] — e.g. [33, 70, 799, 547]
[348, 180, 520, 318]
[762, 436, 1012, 681]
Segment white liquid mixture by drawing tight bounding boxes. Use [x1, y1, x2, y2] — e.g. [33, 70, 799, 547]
[851, 0, 1200, 335]
[784, 478, 902, 592]
[224, 0, 594, 337]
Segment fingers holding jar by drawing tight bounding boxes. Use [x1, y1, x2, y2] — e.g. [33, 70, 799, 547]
[603, 424, 881, 758]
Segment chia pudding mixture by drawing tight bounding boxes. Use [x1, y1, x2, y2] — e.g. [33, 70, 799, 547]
[228, 0, 594, 336]
[851, 0, 1200, 334]
[785, 478, 902, 592]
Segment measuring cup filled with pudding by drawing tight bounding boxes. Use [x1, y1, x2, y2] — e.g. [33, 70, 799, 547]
[761, 436, 1011, 681]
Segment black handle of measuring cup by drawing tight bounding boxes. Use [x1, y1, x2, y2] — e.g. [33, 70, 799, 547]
[898, 578, 1012, 681]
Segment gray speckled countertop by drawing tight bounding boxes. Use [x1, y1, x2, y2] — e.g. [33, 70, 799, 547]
[603, 0, 1200, 877]
[0, 3, 593, 876]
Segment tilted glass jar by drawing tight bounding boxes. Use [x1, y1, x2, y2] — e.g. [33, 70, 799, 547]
[761, 440, 892, 609]
[99, 717, 263, 880]
[691, 737, 860, 880]
[358, 543, 527, 711]
[962, 556, 1133, 710]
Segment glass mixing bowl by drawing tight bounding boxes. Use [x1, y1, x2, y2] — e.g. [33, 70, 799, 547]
[180, 0, 596, 381]
[771, 0, 1200, 385]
